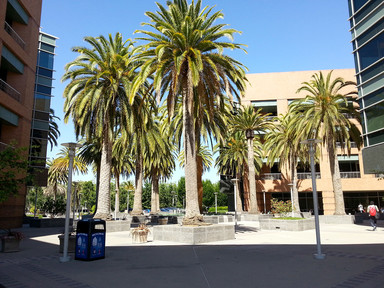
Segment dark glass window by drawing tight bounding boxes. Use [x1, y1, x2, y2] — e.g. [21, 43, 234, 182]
[356, 19, 384, 48]
[38, 51, 54, 70]
[354, 0, 381, 23]
[37, 67, 53, 78]
[359, 32, 384, 70]
[36, 84, 52, 95]
[40, 43, 55, 53]
[32, 129, 48, 139]
[365, 101, 384, 132]
[360, 59, 384, 82]
[33, 110, 49, 121]
[363, 87, 384, 107]
[368, 129, 384, 145]
[34, 93, 51, 111]
[353, 0, 368, 12]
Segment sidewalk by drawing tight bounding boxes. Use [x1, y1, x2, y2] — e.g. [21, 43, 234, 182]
[1, 222, 384, 288]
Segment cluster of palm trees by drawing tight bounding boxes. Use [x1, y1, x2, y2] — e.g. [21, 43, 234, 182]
[51, 0, 361, 221]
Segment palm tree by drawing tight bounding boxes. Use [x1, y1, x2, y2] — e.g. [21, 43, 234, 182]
[264, 114, 306, 212]
[63, 33, 143, 220]
[292, 71, 362, 215]
[143, 120, 176, 214]
[48, 109, 61, 151]
[230, 105, 271, 214]
[46, 159, 66, 200]
[134, 0, 247, 223]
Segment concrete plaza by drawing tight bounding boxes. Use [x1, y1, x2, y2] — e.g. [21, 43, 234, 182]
[1, 221, 384, 288]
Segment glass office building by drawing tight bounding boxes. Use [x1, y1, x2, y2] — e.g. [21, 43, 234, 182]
[348, 0, 384, 174]
[29, 31, 57, 185]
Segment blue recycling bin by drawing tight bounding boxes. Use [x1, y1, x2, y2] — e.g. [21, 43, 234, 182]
[75, 219, 106, 261]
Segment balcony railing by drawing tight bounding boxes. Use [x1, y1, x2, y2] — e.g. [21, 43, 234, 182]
[258, 173, 282, 180]
[340, 171, 361, 178]
[297, 172, 321, 179]
[336, 142, 358, 148]
[4, 22, 25, 49]
[0, 79, 20, 101]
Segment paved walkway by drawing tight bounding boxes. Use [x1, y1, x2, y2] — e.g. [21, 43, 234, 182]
[1, 221, 384, 288]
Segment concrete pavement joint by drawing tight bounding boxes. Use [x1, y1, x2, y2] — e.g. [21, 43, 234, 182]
[192, 246, 212, 288]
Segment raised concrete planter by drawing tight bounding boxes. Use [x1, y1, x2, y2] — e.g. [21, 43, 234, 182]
[259, 218, 315, 231]
[153, 224, 235, 244]
[319, 215, 355, 224]
[105, 220, 132, 232]
[29, 218, 73, 228]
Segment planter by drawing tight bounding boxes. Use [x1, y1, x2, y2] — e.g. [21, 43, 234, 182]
[158, 218, 168, 225]
[259, 218, 315, 231]
[132, 232, 148, 243]
[1, 237, 21, 252]
[58, 235, 76, 253]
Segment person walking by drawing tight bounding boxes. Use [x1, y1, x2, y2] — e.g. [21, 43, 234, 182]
[367, 201, 379, 231]
[358, 203, 364, 213]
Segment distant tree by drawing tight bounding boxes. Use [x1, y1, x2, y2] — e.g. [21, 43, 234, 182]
[0, 144, 29, 203]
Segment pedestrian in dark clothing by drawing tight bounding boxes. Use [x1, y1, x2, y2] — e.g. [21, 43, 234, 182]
[367, 201, 379, 231]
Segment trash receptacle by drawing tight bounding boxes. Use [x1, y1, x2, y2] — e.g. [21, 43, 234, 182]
[75, 219, 106, 261]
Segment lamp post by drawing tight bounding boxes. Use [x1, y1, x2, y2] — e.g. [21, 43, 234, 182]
[301, 139, 325, 260]
[288, 183, 294, 218]
[60, 142, 81, 263]
[263, 190, 266, 214]
[231, 178, 239, 232]
[214, 192, 218, 214]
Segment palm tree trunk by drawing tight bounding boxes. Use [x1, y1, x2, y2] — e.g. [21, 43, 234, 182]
[114, 173, 120, 215]
[151, 173, 160, 214]
[94, 133, 112, 220]
[197, 155, 203, 213]
[182, 82, 201, 223]
[243, 166, 250, 211]
[132, 148, 143, 215]
[328, 141, 345, 215]
[247, 136, 259, 214]
[236, 172, 243, 213]
[290, 158, 300, 212]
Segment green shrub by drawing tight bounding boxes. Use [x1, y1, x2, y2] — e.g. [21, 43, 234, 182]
[208, 206, 228, 213]
[270, 198, 292, 214]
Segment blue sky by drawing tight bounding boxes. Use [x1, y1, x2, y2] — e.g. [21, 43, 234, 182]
[41, 0, 354, 183]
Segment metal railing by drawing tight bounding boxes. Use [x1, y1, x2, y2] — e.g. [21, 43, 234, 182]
[0, 79, 20, 101]
[258, 173, 282, 180]
[4, 22, 25, 49]
[297, 172, 321, 179]
[336, 142, 358, 148]
[340, 171, 361, 178]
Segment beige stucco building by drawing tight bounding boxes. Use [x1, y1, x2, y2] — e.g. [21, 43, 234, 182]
[241, 69, 383, 215]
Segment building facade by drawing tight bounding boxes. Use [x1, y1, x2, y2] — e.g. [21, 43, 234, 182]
[241, 69, 383, 215]
[0, 0, 42, 228]
[29, 31, 57, 186]
[348, 0, 384, 174]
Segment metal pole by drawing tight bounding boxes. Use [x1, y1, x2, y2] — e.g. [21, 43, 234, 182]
[305, 139, 325, 260]
[231, 179, 238, 232]
[60, 148, 74, 262]
[214, 192, 218, 214]
[127, 191, 129, 213]
[263, 191, 266, 214]
[60, 142, 81, 263]
[34, 188, 38, 218]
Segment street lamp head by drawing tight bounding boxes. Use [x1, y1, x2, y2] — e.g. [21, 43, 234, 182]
[62, 142, 82, 150]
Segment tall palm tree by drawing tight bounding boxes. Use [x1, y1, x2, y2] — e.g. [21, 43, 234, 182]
[230, 105, 271, 214]
[62, 33, 143, 220]
[292, 71, 362, 215]
[143, 120, 176, 214]
[134, 0, 247, 223]
[264, 114, 306, 212]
